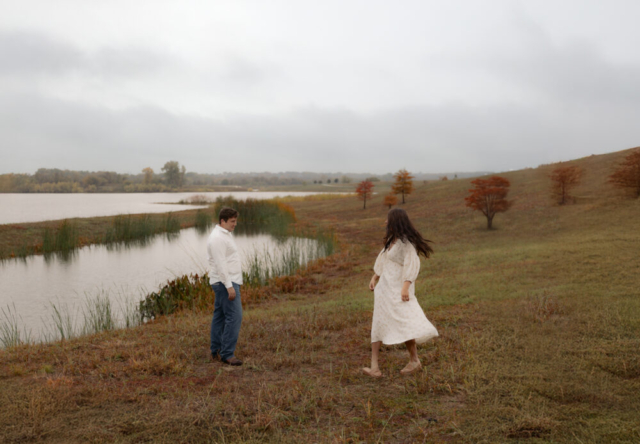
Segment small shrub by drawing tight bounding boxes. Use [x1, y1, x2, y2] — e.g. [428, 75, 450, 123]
[139, 273, 213, 321]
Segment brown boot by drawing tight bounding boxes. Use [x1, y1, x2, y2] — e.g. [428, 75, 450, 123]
[222, 356, 243, 366]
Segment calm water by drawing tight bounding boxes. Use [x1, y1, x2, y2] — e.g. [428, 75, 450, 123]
[0, 192, 322, 225]
[0, 227, 314, 342]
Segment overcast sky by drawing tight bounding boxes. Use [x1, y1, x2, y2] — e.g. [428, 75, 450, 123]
[1, 0, 639, 175]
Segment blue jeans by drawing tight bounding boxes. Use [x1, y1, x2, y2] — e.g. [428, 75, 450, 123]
[210, 282, 243, 360]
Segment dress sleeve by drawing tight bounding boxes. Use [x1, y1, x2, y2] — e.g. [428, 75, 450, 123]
[401, 242, 421, 283]
[373, 248, 386, 276]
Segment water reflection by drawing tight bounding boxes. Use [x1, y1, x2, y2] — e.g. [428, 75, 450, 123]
[43, 249, 78, 264]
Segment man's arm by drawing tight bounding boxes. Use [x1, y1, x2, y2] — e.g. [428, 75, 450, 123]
[209, 237, 232, 290]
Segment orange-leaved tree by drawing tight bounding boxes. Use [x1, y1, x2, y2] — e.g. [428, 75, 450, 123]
[549, 165, 582, 205]
[464, 176, 512, 229]
[608, 149, 640, 198]
[356, 180, 374, 209]
[392, 169, 414, 204]
[383, 193, 397, 209]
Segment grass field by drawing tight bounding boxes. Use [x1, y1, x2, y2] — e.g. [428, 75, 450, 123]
[0, 148, 639, 443]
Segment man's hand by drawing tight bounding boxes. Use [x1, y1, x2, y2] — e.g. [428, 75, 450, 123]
[369, 274, 379, 291]
[401, 281, 411, 302]
[228, 286, 236, 301]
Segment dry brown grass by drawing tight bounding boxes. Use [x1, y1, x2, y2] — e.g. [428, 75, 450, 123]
[1, 147, 639, 442]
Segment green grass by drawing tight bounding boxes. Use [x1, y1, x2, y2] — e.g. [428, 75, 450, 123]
[42, 220, 79, 254]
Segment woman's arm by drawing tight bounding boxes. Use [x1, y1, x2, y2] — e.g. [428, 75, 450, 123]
[369, 274, 379, 291]
[401, 280, 411, 301]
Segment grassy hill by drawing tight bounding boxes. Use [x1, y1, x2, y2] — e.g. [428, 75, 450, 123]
[1, 148, 639, 443]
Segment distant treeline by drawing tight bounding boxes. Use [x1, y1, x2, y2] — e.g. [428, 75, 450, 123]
[0, 163, 493, 193]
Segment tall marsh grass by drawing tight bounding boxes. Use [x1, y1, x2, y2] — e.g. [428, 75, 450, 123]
[82, 293, 116, 334]
[47, 302, 76, 341]
[213, 196, 296, 235]
[0, 292, 143, 348]
[0, 304, 32, 348]
[243, 229, 337, 287]
[42, 219, 79, 254]
[104, 213, 182, 244]
[195, 209, 213, 232]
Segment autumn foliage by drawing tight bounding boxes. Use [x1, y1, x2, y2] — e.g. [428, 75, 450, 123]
[549, 165, 582, 205]
[355, 180, 374, 209]
[464, 176, 512, 229]
[383, 193, 397, 209]
[608, 149, 640, 198]
[391, 169, 414, 203]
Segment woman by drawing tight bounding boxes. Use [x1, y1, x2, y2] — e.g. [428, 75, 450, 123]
[363, 208, 439, 377]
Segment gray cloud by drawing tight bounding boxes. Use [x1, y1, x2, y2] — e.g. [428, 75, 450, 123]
[0, 30, 82, 75]
[2, 91, 639, 175]
[0, 30, 171, 79]
[1, 2, 640, 175]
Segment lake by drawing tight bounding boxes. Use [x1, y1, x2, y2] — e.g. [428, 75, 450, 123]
[0, 191, 324, 225]
[0, 226, 322, 344]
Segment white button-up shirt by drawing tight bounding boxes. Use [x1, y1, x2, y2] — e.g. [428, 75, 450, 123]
[207, 225, 243, 288]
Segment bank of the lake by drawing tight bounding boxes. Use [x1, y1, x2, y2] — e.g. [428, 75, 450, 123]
[0, 193, 347, 259]
[1, 195, 338, 344]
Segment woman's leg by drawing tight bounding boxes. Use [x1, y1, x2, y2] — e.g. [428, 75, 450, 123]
[401, 339, 421, 374]
[362, 341, 382, 377]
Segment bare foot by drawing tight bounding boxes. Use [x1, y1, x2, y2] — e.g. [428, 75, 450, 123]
[362, 367, 383, 378]
[400, 361, 422, 375]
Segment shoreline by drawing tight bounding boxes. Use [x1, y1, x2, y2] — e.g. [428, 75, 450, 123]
[0, 207, 206, 260]
[0, 193, 350, 260]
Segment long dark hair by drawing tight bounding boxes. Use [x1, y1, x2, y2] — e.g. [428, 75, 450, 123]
[383, 208, 433, 258]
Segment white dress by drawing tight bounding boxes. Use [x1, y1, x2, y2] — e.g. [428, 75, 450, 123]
[371, 240, 439, 345]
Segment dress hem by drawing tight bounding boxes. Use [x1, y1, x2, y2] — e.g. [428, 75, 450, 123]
[372, 332, 439, 346]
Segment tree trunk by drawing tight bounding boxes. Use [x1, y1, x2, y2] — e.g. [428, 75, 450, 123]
[487, 215, 493, 229]
[402, 191, 405, 204]
[363, 196, 366, 209]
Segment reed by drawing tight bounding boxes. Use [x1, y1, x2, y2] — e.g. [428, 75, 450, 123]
[46, 302, 76, 341]
[243, 229, 337, 288]
[194, 209, 213, 232]
[104, 214, 158, 243]
[163, 213, 181, 233]
[82, 292, 116, 335]
[0, 304, 31, 348]
[42, 219, 79, 254]
[212, 196, 296, 234]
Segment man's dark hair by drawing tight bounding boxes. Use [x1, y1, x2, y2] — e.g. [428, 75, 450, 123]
[219, 207, 239, 223]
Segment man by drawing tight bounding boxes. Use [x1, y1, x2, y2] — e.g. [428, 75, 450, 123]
[207, 207, 243, 366]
